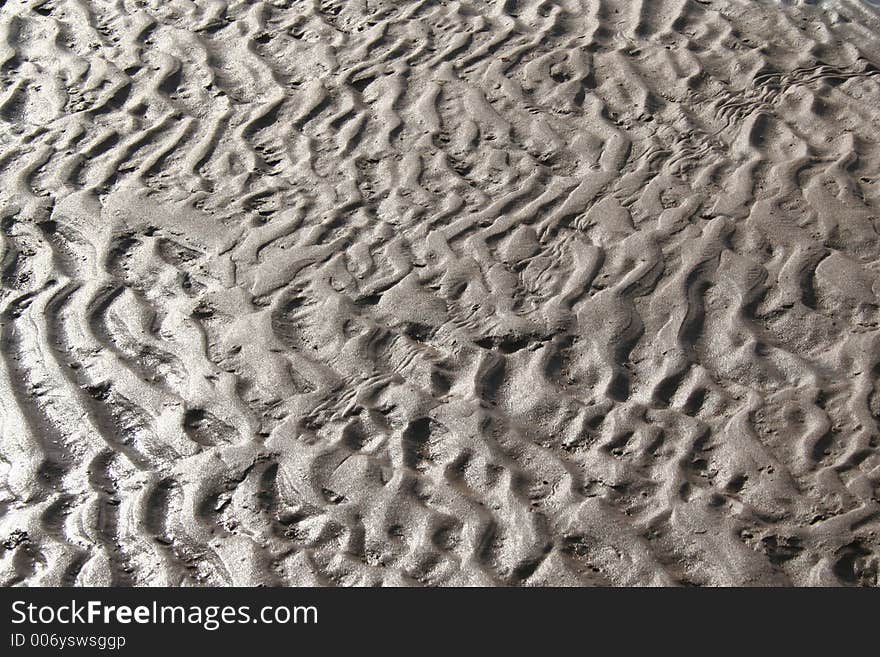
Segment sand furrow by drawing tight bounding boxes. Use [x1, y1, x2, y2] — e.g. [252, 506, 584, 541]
[1, 0, 880, 586]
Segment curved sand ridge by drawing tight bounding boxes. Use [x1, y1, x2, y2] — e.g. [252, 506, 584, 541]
[1, 0, 880, 586]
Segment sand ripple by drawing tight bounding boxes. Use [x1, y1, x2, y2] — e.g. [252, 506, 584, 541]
[1, 0, 879, 586]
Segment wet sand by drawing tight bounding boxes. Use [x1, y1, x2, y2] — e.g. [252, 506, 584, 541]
[1, 0, 880, 586]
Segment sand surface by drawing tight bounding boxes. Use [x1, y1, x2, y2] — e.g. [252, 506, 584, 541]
[1, 0, 880, 586]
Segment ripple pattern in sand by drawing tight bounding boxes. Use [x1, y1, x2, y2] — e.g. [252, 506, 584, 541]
[1, 0, 880, 586]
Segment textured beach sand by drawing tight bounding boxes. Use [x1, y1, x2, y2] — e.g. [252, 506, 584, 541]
[0, 0, 879, 586]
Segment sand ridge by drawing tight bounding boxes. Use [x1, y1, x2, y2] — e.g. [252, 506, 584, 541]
[0, 0, 879, 586]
